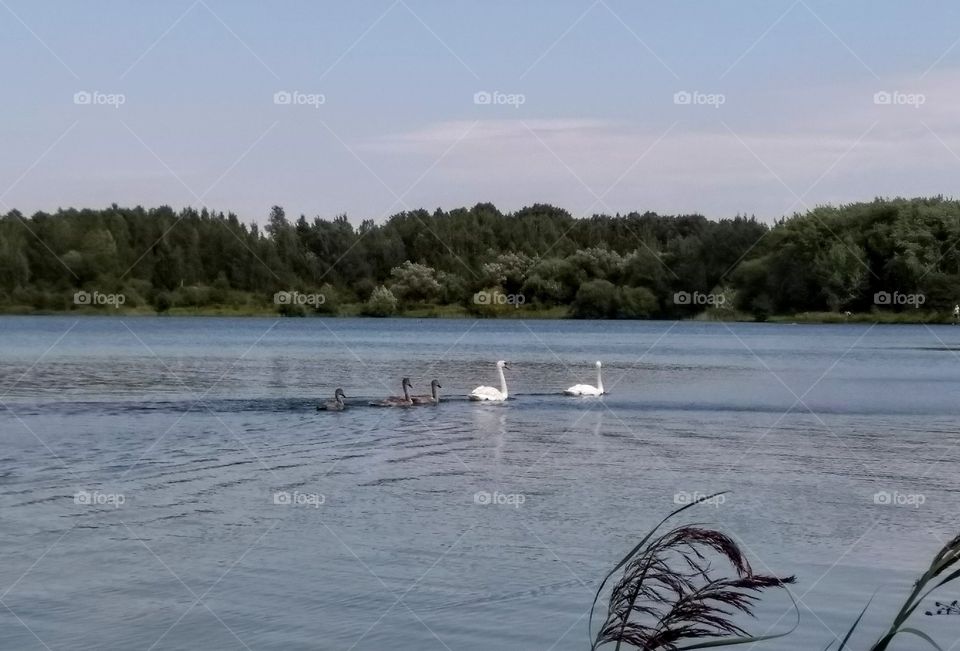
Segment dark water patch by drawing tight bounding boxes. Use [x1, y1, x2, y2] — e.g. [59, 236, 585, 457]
[263, 463, 310, 471]
[421, 469, 469, 479]
[152, 512, 192, 522]
[881, 345, 960, 351]
[9, 494, 68, 507]
[329, 452, 372, 462]
[138, 458, 258, 479]
[386, 448, 458, 463]
[358, 476, 420, 486]
[209, 477, 260, 490]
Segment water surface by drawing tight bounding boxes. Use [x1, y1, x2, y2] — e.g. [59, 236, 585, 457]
[1, 316, 958, 650]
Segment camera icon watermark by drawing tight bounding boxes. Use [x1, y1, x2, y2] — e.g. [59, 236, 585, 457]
[673, 490, 725, 508]
[473, 490, 525, 508]
[873, 90, 925, 108]
[473, 290, 525, 308]
[673, 291, 725, 306]
[74, 290, 126, 308]
[873, 490, 925, 508]
[274, 290, 326, 306]
[273, 90, 325, 108]
[673, 90, 725, 108]
[74, 490, 125, 508]
[73, 90, 126, 108]
[273, 490, 325, 508]
[473, 90, 525, 108]
[873, 291, 925, 307]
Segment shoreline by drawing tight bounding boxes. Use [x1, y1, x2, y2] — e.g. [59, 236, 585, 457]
[0, 306, 953, 325]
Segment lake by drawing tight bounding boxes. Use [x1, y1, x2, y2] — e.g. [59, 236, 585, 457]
[0, 316, 958, 650]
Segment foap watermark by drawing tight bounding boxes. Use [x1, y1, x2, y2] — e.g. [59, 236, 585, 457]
[73, 90, 126, 108]
[274, 290, 326, 307]
[474, 290, 525, 308]
[473, 90, 525, 108]
[673, 90, 725, 108]
[873, 90, 925, 108]
[674, 490, 726, 508]
[74, 490, 125, 508]
[273, 90, 326, 108]
[273, 490, 325, 508]
[874, 490, 925, 508]
[673, 291, 725, 306]
[474, 490, 525, 508]
[874, 291, 925, 307]
[74, 290, 126, 308]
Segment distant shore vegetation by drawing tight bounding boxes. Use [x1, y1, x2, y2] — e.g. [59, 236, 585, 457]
[2, 197, 959, 322]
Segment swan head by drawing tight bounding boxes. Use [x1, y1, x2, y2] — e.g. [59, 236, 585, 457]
[431, 379, 442, 389]
[496, 360, 510, 370]
[334, 388, 346, 399]
[595, 360, 602, 368]
[402, 377, 413, 388]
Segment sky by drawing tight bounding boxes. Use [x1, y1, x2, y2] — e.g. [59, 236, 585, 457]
[2, 0, 959, 224]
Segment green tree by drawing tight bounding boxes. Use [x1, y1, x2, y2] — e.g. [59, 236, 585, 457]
[814, 240, 867, 311]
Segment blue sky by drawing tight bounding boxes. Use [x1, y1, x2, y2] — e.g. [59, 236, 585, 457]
[2, 0, 959, 223]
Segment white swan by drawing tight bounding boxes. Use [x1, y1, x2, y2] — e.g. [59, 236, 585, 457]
[564, 361, 604, 396]
[469, 361, 510, 401]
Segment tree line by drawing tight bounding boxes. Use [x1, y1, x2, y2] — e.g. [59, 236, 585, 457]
[0, 197, 957, 319]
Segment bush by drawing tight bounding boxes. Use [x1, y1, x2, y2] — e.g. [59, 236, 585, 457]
[618, 286, 657, 318]
[351, 278, 376, 303]
[171, 285, 212, 308]
[467, 286, 526, 317]
[571, 280, 619, 318]
[389, 261, 440, 303]
[153, 292, 172, 313]
[314, 283, 339, 314]
[437, 271, 468, 305]
[521, 274, 565, 305]
[362, 285, 398, 317]
[751, 294, 772, 322]
[277, 303, 306, 317]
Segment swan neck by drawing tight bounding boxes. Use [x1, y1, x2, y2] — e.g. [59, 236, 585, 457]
[403, 384, 410, 401]
[597, 366, 603, 393]
[498, 366, 508, 398]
